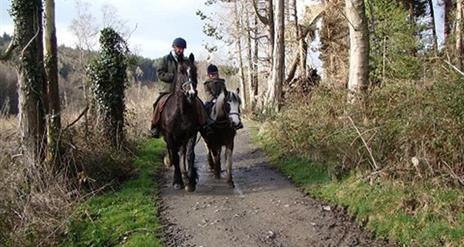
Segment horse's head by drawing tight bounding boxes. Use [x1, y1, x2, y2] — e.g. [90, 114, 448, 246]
[226, 89, 243, 129]
[211, 88, 242, 129]
[177, 53, 197, 103]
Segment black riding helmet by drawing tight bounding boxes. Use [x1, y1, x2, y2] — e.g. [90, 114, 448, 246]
[172, 37, 187, 48]
[207, 64, 218, 75]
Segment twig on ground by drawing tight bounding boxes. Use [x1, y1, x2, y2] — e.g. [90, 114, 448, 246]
[442, 161, 464, 187]
[347, 116, 379, 170]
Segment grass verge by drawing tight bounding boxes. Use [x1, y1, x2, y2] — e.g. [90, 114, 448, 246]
[249, 121, 464, 247]
[62, 139, 165, 247]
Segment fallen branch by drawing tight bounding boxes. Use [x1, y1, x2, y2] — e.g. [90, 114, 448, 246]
[347, 116, 379, 170]
[444, 60, 464, 77]
[443, 161, 464, 187]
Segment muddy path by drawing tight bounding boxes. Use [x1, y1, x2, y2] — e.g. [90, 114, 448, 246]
[159, 127, 393, 247]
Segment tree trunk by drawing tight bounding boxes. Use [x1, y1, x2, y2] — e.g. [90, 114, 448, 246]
[12, 0, 47, 165]
[457, 0, 463, 70]
[234, 1, 247, 109]
[252, 15, 259, 112]
[265, 0, 285, 111]
[44, 0, 62, 166]
[251, 0, 274, 71]
[245, 7, 255, 112]
[285, 53, 299, 83]
[444, 0, 453, 44]
[267, 0, 275, 70]
[292, 0, 307, 78]
[428, 0, 438, 55]
[345, 0, 369, 93]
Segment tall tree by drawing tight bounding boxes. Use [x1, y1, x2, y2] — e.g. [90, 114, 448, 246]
[457, 0, 463, 70]
[245, 6, 258, 111]
[428, 0, 438, 54]
[345, 0, 369, 93]
[252, 15, 260, 111]
[44, 0, 61, 166]
[87, 28, 128, 146]
[233, 0, 248, 109]
[252, 0, 275, 70]
[9, 0, 47, 164]
[265, 0, 285, 111]
[444, 0, 453, 44]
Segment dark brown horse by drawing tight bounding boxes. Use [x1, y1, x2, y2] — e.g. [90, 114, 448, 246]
[158, 54, 200, 192]
[201, 88, 242, 187]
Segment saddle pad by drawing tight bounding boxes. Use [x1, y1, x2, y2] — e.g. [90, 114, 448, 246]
[152, 93, 172, 125]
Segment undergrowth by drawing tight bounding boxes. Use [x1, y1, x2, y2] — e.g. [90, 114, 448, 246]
[250, 69, 464, 246]
[62, 139, 165, 246]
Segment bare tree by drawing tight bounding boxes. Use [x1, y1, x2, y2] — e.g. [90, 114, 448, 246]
[233, 0, 248, 109]
[265, 0, 285, 111]
[345, 0, 369, 94]
[245, 6, 258, 111]
[44, 0, 61, 166]
[252, 0, 275, 70]
[69, 0, 98, 106]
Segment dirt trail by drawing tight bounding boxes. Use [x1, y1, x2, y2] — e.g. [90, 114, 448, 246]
[160, 127, 393, 247]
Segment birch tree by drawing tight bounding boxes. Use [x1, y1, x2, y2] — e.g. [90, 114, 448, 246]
[456, 0, 463, 70]
[265, 0, 285, 111]
[345, 0, 369, 93]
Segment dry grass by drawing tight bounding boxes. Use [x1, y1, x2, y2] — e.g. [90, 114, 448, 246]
[0, 85, 152, 246]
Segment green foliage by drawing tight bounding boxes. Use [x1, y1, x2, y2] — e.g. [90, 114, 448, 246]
[87, 27, 128, 145]
[311, 177, 464, 246]
[257, 73, 464, 182]
[252, 120, 464, 246]
[367, 0, 421, 82]
[62, 139, 165, 247]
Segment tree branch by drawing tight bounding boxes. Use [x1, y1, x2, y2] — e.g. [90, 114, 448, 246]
[252, 0, 269, 25]
[64, 106, 89, 131]
[0, 37, 17, 61]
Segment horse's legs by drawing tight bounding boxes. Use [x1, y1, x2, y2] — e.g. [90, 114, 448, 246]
[169, 147, 184, 190]
[212, 148, 221, 179]
[225, 144, 234, 188]
[185, 136, 198, 192]
[179, 146, 187, 178]
[207, 149, 214, 172]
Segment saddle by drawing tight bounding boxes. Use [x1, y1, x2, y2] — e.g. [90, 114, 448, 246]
[151, 94, 209, 128]
[151, 93, 172, 127]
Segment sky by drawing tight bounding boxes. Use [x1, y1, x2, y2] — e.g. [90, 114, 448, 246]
[0, 0, 446, 64]
[0, 0, 213, 60]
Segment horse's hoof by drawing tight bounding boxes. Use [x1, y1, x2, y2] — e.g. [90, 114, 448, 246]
[227, 180, 235, 188]
[185, 184, 196, 192]
[173, 183, 183, 190]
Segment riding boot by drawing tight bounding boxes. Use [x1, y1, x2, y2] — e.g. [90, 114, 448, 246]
[150, 126, 161, 138]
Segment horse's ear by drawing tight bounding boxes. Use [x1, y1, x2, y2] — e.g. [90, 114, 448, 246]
[236, 87, 240, 95]
[189, 53, 195, 63]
